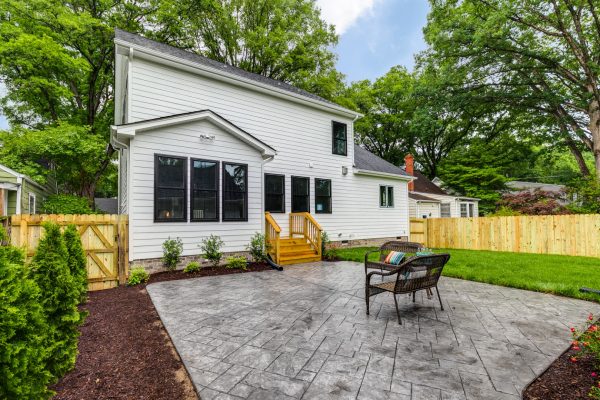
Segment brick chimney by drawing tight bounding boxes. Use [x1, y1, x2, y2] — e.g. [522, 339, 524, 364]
[404, 154, 414, 191]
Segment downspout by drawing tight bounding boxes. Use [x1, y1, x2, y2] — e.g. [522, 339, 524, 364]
[15, 177, 22, 214]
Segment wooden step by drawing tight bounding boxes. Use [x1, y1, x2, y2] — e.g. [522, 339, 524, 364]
[280, 244, 314, 252]
[280, 248, 318, 257]
[279, 238, 308, 246]
[279, 255, 322, 265]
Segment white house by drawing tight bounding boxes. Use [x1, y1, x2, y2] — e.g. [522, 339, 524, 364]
[110, 30, 414, 268]
[403, 155, 479, 219]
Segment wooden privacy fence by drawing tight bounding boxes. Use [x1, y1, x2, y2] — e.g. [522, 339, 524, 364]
[409, 218, 427, 245]
[9, 214, 129, 291]
[411, 214, 600, 258]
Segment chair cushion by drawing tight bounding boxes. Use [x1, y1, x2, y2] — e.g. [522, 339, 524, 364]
[384, 251, 405, 265]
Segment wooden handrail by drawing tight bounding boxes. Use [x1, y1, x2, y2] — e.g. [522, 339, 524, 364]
[289, 212, 322, 260]
[265, 212, 281, 264]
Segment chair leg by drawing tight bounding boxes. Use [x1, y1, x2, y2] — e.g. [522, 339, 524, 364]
[365, 286, 370, 315]
[435, 286, 444, 311]
[412, 291, 416, 303]
[393, 293, 402, 325]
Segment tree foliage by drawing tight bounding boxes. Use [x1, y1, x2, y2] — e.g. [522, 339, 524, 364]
[498, 190, 571, 215]
[425, 0, 600, 181]
[63, 225, 88, 302]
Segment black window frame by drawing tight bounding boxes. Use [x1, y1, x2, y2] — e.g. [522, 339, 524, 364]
[314, 178, 332, 214]
[222, 162, 249, 222]
[264, 173, 285, 213]
[379, 185, 394, 208]
[190, 158, 220, 222]
[154, 154, 188, 223]
[332, 121, 348, 156]
[291, 176, 310, 213]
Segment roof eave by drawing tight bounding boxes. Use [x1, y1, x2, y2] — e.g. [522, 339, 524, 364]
[353, 168, 414, 181]
[115, 39, 362, 119]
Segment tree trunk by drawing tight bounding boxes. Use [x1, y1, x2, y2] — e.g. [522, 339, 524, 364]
[564, 137, 591, 177]
[590, 100, 600, 183]
[80, 182, 97, 210]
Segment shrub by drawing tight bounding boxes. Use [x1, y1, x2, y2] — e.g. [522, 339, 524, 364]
[497, 189, 571, 215]
[40, 194, 95, 214]
[0, 227, 53, 399]
[63, 225, 88, 302]
[183, 261, 201, 273]
[321, 231, 339, 261]
[246, 232, 268, 262]
[127, 267, 150, 286]
[162, 237, 183, 270]
[200, 234, 224, 267]
[487, 206, 523, 217]
[226, 255, 247, 270]
[30, 222, 83, 380]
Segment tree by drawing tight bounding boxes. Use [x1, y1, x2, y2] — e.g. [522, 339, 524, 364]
[438, 135, 536, 213]
[151, 0, 345, 100]
[63, 225, 88, 302]
[425, 0, 600, 181]
[498, 190, 571, 215]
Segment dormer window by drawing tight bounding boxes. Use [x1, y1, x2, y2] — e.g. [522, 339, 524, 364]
[332, 121, 347, 156]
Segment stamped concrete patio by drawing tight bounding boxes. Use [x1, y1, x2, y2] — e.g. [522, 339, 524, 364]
[147, 261, 600, 400]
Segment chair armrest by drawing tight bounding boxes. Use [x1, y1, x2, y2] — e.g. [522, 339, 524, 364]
[364, 249, 380, 264]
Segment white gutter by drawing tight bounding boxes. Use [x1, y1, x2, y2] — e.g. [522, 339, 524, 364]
[115, 39, 362, 119]
[15, 177, 22, 214]
[353, 169, 414, 181]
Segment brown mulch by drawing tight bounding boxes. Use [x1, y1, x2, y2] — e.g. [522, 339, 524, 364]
[51, 262, 274, 399]
[523, 347, 599, 400]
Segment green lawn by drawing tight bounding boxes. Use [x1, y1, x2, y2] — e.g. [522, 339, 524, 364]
[336, 247, 600, 302]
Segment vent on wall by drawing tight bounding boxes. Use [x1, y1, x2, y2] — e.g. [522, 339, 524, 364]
[341, 240, 349, 244]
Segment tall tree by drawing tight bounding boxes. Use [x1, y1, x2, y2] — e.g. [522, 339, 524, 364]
[152, 0, 345, 100]
[425, 0, 600, 181]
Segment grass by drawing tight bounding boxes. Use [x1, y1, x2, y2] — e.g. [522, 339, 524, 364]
[335, 246, 600, 302]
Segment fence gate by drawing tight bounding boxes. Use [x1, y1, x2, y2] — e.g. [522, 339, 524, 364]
[9, 214, 129, 291]
[409, 218, 428, 246]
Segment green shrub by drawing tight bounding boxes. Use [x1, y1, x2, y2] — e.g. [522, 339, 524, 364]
[183, 261, 201, 273]
[30, 222, 83, 381]
[40, 194, 95, 214]
[63, 225, 88, 302]
[226, 255, 247, 270]
[200, 234, 224, 267]
[246, 232, 268, 262]
[127, 267, 150, 286]
[162, 237, 183, 270]
[0, 225, 25, 265]
[321, 231, 339, 260]
[0, 228, 53, 399]
[571, 314, 600, 398]
[487, 206, 523, 217]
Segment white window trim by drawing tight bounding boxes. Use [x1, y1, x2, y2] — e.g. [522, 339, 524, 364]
[28, 192, 36, 214]
[460, 201, 476, 217]
[379, 185, 394, 208]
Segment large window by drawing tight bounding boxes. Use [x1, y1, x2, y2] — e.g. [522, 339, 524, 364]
[265, 174, 285, 213]
[315, 178, 332, 214]
[332, 121, 347, 156]
[291, 176, 310, 212]
[155, 155, 187, 222]
[379, 185, 394, 208]
[223, 163, 248, 221]
[191, 159, 219, 221]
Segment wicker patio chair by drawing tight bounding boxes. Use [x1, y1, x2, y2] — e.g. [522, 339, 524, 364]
[364, 241, 424, 275]
[365, 254, 450, 324]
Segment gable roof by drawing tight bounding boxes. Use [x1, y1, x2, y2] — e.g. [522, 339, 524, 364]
[353, 145, 412, 178]
[111, 109, 276, 158]
[411, 170, 448, 195]
[114, 29, 359, 117]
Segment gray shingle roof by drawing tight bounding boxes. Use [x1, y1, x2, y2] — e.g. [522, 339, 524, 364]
[409, 192, 441, 202]
[115, 29, 342, 108]
[353, 145, 411, 177]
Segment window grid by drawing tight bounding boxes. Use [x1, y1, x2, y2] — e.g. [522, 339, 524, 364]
[315, 178, 332, 214]
[191, 159, 219, 222]
[154, 154, 187, 222]
[265, 174, 285, 213]
[291, 176, 310, 212]
[222, 163, 248, 222]
[332, 121, 347, 156]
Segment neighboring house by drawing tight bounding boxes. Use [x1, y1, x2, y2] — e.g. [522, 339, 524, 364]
[95, 198, 119, 214]
[0, 164, 54, 216]
[403, 155, 480, 218]
[110, 29, 413, 267]
[505, 181, 570, 205]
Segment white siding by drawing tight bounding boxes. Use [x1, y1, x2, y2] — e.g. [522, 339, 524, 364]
[408, 199, 441, 219]
[129, 119, 264, 260]
[412, 192, 479, 218]
[126, 57, 410, 259]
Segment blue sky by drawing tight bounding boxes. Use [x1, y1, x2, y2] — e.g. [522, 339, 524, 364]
[0, 1, 429, 130]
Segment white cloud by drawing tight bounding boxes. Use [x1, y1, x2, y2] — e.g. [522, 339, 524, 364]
[316, 0, 377, 34]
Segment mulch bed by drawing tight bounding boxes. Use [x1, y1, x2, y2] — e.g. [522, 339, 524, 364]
[52, 262, 274, 399]
[524, 347, 599, 400]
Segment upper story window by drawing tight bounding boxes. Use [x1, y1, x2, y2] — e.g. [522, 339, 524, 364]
[265, 174, 285, 213]
[155, 155, 187, 222]
[380, 185, 394, 208]
[315, 178, 332, 214]
[191, 159, 219, 221]
[223, 163, 248, 221]
[332, 121, 347, 156]
[291, 176, 310, 212]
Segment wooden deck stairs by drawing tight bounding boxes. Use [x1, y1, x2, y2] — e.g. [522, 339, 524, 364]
[265, 212, 323, 266]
